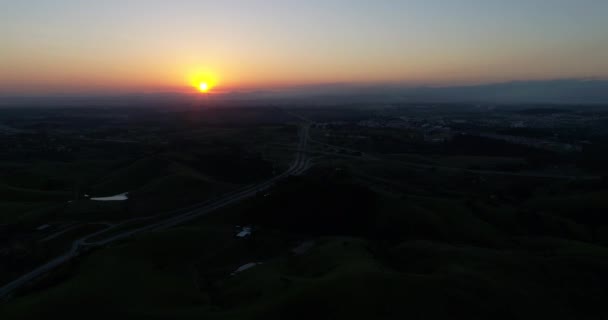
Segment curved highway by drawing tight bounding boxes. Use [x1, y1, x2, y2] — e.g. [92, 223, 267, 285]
[0, 123, 311, 299]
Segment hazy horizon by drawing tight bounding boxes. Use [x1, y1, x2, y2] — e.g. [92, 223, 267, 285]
[2, 78, 608, 106]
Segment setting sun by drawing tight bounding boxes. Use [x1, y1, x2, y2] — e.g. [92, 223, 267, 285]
[189, 70, 218, 94]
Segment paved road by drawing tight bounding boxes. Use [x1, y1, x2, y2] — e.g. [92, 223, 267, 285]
[83, 124, 311, 246]
[39, 223, 114, 243]
[0, 124, 311, 299]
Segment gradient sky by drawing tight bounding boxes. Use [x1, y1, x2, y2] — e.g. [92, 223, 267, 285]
[1, 0, 607, 94]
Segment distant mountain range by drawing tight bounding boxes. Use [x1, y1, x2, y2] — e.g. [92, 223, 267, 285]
[407, 79, 608, 104]
[244, 79, 608, 105]
[1, 79, 607, 107]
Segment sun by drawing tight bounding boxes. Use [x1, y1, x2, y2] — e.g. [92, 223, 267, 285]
[189, 70, 218, 94]
[198, 82, 210, 93]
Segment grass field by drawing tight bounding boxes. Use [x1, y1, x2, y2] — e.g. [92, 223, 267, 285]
[2, 108, 608, 319]
[3, 169, 608, 319]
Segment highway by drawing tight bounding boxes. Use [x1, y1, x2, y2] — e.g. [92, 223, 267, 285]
[0, 123, 311, 299]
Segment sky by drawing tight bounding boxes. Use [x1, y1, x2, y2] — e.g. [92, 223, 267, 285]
[1, 0, 607, 95]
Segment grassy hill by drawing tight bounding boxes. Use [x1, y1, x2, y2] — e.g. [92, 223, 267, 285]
[3, 172, 608, 319]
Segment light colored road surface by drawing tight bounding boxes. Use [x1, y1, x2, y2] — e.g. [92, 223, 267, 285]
[0, 123, 311, 299]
